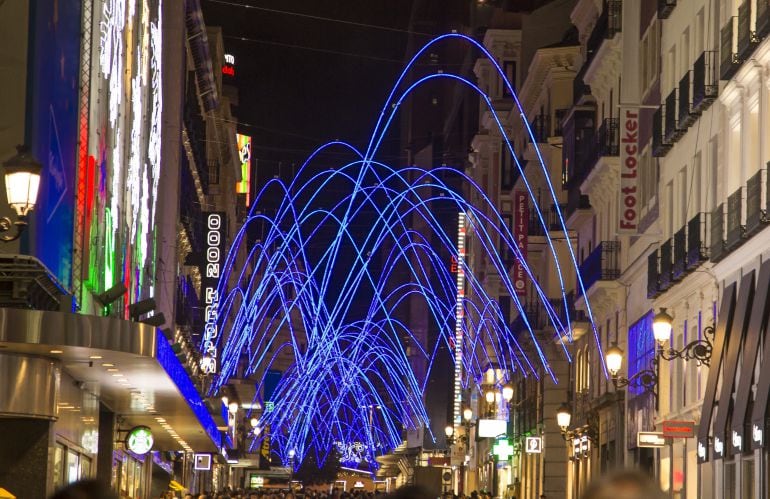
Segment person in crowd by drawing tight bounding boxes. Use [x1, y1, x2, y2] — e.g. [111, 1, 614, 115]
[581, 470, 665, 499]
[49, 480, 118, 499]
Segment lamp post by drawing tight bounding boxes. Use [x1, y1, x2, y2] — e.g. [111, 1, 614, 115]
[556, 403, 572, 436]
[0, 145, 41, 242]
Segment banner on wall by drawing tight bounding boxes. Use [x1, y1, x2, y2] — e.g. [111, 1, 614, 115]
[513, 190, 528, 296]
[619, 107, 639, 233]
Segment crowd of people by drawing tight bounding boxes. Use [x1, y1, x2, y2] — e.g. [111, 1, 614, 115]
[50, 470, 666, 499]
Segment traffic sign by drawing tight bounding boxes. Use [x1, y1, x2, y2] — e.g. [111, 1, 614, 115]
[524, 436, 542, 454]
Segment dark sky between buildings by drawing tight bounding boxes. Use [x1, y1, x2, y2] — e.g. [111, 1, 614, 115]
[201, 0, 421, 184]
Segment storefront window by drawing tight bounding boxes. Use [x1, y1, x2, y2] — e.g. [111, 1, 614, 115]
[66, 449, 80, 483]
[80, 456, 91, 480]
[742, 458, 754, 499]
[53, 443, 65, 489]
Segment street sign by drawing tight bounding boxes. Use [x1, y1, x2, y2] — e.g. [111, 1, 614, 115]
[524, 436, 542, 454]
[493, 439, 515, 460]
[637, 431, 666, 448]
[662, 420, 695, 438]
[194, 453, 212, 470]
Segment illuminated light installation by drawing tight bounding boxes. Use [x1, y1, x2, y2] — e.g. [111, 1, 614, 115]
[453, 213, 466, 430]
[208, 33, 607, 466]
[76, 0, 163, 310]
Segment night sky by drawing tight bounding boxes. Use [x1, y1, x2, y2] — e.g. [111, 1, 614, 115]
[201, 0, 424, 183]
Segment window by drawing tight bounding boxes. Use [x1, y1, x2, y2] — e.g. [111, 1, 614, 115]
[640, 20, 660, 96]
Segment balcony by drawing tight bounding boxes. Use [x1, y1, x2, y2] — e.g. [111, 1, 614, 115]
[652, 107, 671, 157]
[577, 241, 620, 297]
[658, 0, 676, 19]
[554, 109, 568, 136]
[710, 203, 725, 262]
[647, 250, 660, 299]
[720, 17, 741, 80]
[578, 118, 619, 181]
[725, 187, 745, 251]
[693, 51, 719, 112]
[664, 89, 683, 143]
[673, 226, 687, 280]
[528, 204, 566, 236]
[562, 108, 597, 188]
[746, 170, 767, 236]
[678, 71, 698, 129]
[737, 0, 758, 60]
[585, 1, 622, 68]
[659, 238, 673, 292]
[529, 114, 551, 144]
[758, 0, 770, 40]
[687, 212, 709, 269]
[566, 190, 591, 218]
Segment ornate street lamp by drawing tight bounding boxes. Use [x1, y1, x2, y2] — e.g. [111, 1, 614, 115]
[654, 308, 714, 366]
[502, 384, 514, 403]
[1, 145, 41, 242]
[605, 342, 657, 395]
[463, 406, 473, 423]
[556, 403, 572, 432]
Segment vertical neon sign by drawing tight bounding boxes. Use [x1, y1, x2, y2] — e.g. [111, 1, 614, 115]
[453, 212, 466, 428]
[201, 212, 226, 374]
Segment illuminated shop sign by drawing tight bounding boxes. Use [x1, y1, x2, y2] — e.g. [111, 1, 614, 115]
[618, 107, 639, 233]
[223, 53, 235, 77]
[201, 212, 227, 374]
[513, 190, 528, 296]
[194, 453, 212, 471]
[236, 134, 252, 205]
[524, 436, 542, 454]
[126, 426, 154, 455]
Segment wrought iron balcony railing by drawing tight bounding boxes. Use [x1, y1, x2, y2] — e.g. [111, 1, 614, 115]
[737, 0, 758, 60]
[710, 203, 725, 262]
[577, 241, 620, 297]
[647, 250, 660, 299]
[758, 0, 770, 40]
[687, 212, 709, 269]
[652, 106, 671, 157]
[721, 17, 741, 80]
[725, 187, 744, 251]
[746, 170, 767, 236]
[658, 0, 676, 19]
[673, 226, 687, 280]
[659, 238, 673, 291]
[693, 51, 719, 112]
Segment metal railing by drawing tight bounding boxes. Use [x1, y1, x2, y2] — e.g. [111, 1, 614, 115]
[530, 114, 551, 143]
[578, 118, 619, 178]
[710, 203, 725, 262]
[693, 51, 718, 112]
[721, 17, 740, 80]
[678, 70, 700, 130]
[652, 106, 670, 157]
[577, 241, 620, 297]
[687, 212, 709, 269]
[746, 170, 767, 236]
[659, 239, 673, 291]
[658, 0, 676, 19]
[673, 226, 687, 280]
[758, 0, 770, 39]
[647, 250, 660, 298]
[737, 0, 757, 60]
[725, 187, 744, 251]
[664, 89, 679, 143]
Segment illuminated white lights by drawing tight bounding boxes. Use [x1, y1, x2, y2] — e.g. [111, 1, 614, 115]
[452, 212, 466, 430]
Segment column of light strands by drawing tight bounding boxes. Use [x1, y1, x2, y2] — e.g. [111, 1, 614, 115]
[454, 212, 466, 429]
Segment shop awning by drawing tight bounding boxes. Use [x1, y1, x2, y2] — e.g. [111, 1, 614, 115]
[711, 272, 755, 460]
[0, 487, 16, 499]
[696, 282, 736, 463]
[731, 260, 770, 452]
